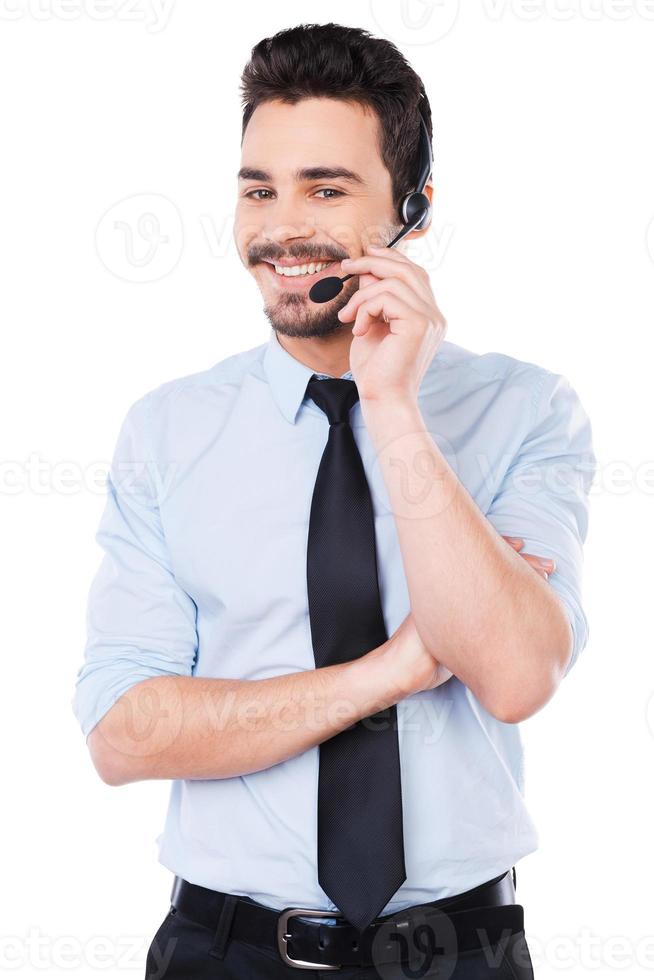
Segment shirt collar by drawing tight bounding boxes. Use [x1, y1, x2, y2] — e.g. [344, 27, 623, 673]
[263, 327, 354, 425]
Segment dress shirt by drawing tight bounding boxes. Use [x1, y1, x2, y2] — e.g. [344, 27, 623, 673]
[72, 326, 595, 916]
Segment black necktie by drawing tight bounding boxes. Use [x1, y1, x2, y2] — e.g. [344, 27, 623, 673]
[304, 374, 407, 933]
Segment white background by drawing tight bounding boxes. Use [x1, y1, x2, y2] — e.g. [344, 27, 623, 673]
[1, 2, 653, 977]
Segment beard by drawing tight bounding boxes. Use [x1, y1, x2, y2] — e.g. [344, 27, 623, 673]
[262, 277, 358, 340]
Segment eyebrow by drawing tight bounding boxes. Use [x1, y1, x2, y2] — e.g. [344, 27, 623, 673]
[237, 166, 365, 185]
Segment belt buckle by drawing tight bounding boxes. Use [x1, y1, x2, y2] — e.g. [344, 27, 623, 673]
[277, 907, 345, 970]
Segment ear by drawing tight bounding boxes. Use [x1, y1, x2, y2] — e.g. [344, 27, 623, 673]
[403, 180, 434, 242]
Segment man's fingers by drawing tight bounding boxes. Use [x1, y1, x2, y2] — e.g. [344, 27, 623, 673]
[521, 552, 556, 570]
[521, 553, 556, 579]
[501, 536, 556, 577]
[502, 535, 524, 551]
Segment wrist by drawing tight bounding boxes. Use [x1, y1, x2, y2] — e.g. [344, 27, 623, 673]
[357, 395, 426, 456]
[358, 393, 418, 419]
[344, 643, 403, 713]
[363, 639, 417, 704]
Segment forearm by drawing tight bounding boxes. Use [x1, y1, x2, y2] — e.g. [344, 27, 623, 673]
[89, 645, 400, 785]
[359, 396, 572, 722]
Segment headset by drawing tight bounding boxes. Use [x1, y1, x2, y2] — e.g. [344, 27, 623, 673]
[309, 107, 433, 304]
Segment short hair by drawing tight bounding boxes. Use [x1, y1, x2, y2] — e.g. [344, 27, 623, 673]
[239, 22, 433, 211]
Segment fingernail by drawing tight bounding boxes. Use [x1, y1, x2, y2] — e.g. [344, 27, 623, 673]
[537, 558, 555, 570]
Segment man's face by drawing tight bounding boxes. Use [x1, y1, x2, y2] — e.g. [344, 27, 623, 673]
[234, 97, 400, 340]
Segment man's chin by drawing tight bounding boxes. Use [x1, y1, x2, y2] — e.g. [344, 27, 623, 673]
[263, 295, 349, 340]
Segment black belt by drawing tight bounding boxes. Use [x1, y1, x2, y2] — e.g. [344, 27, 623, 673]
[169, 868, 523, 970]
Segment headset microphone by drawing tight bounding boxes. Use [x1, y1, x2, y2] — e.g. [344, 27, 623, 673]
[308, 111, 433, 304]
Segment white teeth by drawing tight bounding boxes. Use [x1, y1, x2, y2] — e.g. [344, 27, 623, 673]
[272, 261, 331, 277]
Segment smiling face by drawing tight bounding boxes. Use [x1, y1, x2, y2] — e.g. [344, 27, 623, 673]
[234, 97, 401, 340]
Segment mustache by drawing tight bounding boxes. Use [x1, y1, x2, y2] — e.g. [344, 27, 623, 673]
[248, 245, 348, 266]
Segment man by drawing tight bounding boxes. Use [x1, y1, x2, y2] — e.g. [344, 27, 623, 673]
[72, 22, 595, 979]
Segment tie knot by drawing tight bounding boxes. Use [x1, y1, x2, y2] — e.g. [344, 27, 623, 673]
[305, 376, 360, 425]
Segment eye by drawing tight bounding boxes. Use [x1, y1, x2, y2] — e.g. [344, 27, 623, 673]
[314, 188, 345, 199]
[243, 188, 275, 200]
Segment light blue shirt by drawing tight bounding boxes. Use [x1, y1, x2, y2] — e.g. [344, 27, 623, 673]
[72, 326, 595, 916]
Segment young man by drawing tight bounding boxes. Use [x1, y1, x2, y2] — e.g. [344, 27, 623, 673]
[72, 22, 595, 979]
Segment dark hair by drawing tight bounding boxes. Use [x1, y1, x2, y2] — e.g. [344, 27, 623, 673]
[239, 22, 433, 212]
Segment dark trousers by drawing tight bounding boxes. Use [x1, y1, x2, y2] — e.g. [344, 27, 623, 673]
[144, 902, 535, 979]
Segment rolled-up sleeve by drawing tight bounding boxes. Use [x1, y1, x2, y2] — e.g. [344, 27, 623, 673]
[485, 370, 596, 677]
[71, 393, 199, 741]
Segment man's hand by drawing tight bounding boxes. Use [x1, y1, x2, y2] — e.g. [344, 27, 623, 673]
[337, 244, 446, 404]
[378, 612, 454, 699]
[502, 535, 556, 580]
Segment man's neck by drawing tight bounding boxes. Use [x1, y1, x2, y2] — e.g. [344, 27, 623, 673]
[275, 331, 352, 378]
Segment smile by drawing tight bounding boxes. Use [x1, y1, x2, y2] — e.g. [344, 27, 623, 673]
[269, 260, 333, 278]
[260, 259, 341, 292]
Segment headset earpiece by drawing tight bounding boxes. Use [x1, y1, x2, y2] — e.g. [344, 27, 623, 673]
[401, 190, 431, 231]
[399, 114, 433, 233]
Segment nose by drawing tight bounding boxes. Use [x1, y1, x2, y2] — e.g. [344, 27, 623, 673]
[263, 220, 316, 249]
[261, 196, 316, 249]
